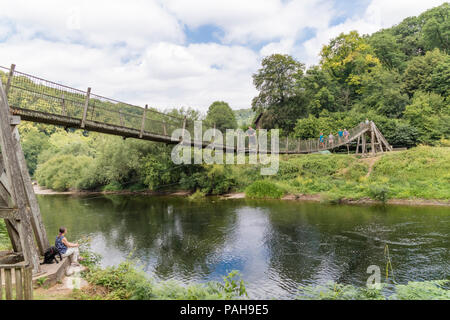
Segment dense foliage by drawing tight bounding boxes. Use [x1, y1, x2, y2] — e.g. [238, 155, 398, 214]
[251, 3, 449, 146]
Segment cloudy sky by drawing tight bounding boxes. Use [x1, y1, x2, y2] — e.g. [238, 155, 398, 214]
[0, 0, 446, 112]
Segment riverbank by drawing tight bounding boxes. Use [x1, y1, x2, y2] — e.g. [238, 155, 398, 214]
[221, 192, 450, 207]
[33, 146, 450, 206]
[33, 185, 450, 207]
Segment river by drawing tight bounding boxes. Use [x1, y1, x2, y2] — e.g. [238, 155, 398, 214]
[37, 194, 450, 299]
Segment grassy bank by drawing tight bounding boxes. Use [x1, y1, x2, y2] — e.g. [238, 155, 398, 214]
[32, 146, 450, 203]
[34, 251, 449, 300]
[239, 146, 450, 202]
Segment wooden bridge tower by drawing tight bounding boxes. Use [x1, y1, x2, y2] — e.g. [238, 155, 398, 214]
[355, 121, 392, 156]
[0, 75, 49, 274]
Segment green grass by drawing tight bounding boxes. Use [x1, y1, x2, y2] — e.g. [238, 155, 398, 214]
[235, 146, 450, 202]
[369, 146, 450, 199]
[245, 180, 286, 199]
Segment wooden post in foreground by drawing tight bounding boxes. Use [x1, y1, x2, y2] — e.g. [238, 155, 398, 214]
[0, 78, 41, 273]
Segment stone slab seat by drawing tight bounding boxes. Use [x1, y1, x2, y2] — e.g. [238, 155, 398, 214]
[32, 256, 71, 287]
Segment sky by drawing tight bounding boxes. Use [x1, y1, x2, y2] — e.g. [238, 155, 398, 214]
[0, 0, 446, 112]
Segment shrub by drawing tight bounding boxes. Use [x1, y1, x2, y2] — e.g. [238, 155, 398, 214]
[35, 155, 94, 191]
[368, 184, 391, 203]
[102, 181, 123, 192]
[83, 260, 247, 300]
[188, 190, 206, 201]
[245, 180, 286, 199]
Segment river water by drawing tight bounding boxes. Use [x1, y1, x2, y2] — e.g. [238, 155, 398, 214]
[37, 195, 449, 299]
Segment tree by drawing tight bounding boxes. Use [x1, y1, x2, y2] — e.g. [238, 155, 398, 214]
[320, 31, 381, 106]
[205, 101, 237, 132]
[404, 91, 449, 143]
[251, 54, 306, 130]
[420, 3, 449, 53]
[356, 65, 409, 118]
[368, 31, 407, 70]
[401, 48, 448, 97]
[302, 66, 340, 116]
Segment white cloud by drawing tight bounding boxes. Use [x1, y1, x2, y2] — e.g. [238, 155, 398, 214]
[0, 0, 184, 48]
[165, 0, 333, 44]
[0, 38, 259, 110]
[297, 0, 447, 66]
[0, 0, 446, 112]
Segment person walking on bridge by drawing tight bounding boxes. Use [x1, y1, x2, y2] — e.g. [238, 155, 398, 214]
[343, 129, 349, 142]
[328, 132, 334, 146]
[55, 227, 82, 266]
[319, 132, 324, 148]
[338, 129, 343, 143]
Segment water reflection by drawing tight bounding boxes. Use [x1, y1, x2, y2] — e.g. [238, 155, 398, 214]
[38, 195, 450, 299]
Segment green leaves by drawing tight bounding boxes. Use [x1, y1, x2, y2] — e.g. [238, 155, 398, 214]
[205, 101, 238, 132]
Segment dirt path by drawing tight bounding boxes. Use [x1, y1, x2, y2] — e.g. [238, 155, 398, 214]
[361, 155, 382, 178]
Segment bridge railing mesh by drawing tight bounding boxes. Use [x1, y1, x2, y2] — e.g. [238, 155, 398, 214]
[1, 65, 372, 153]
[0, 65, 186, 138]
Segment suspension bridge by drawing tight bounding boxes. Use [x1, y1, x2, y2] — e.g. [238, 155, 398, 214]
[0, 64, 392, 292]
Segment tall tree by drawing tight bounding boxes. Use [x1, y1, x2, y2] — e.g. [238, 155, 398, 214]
[251, 54, 306, 130]
[205, 101, 237, 132]
[401, 48, 449, 97]
[320, 31, 381, 107]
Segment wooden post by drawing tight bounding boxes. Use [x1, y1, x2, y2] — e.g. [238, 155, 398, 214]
[371, 126, 375, 156]
[4, 268, 12, 300]
[0, 78, 41, 273]
[356, 136, 360, 155]
[297, 139, 300, 153]
[362, 132, 366, 156]
[23, 265, 32, 300]
[12, 124, 49, 255]
[15, 268, 23, 300]
[139, 104, 147, 138]
[375, 128, 384, 153]
[61, 94, 66, 116]
[163, 122, 167, 136]
[80, 87, 91, 128]
[118, 110, 124, 127]
[285, 137, 289, 153]
[5, 64, 15, 96]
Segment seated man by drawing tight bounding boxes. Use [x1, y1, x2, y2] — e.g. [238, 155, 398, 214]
[55, 227, 81, 266]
